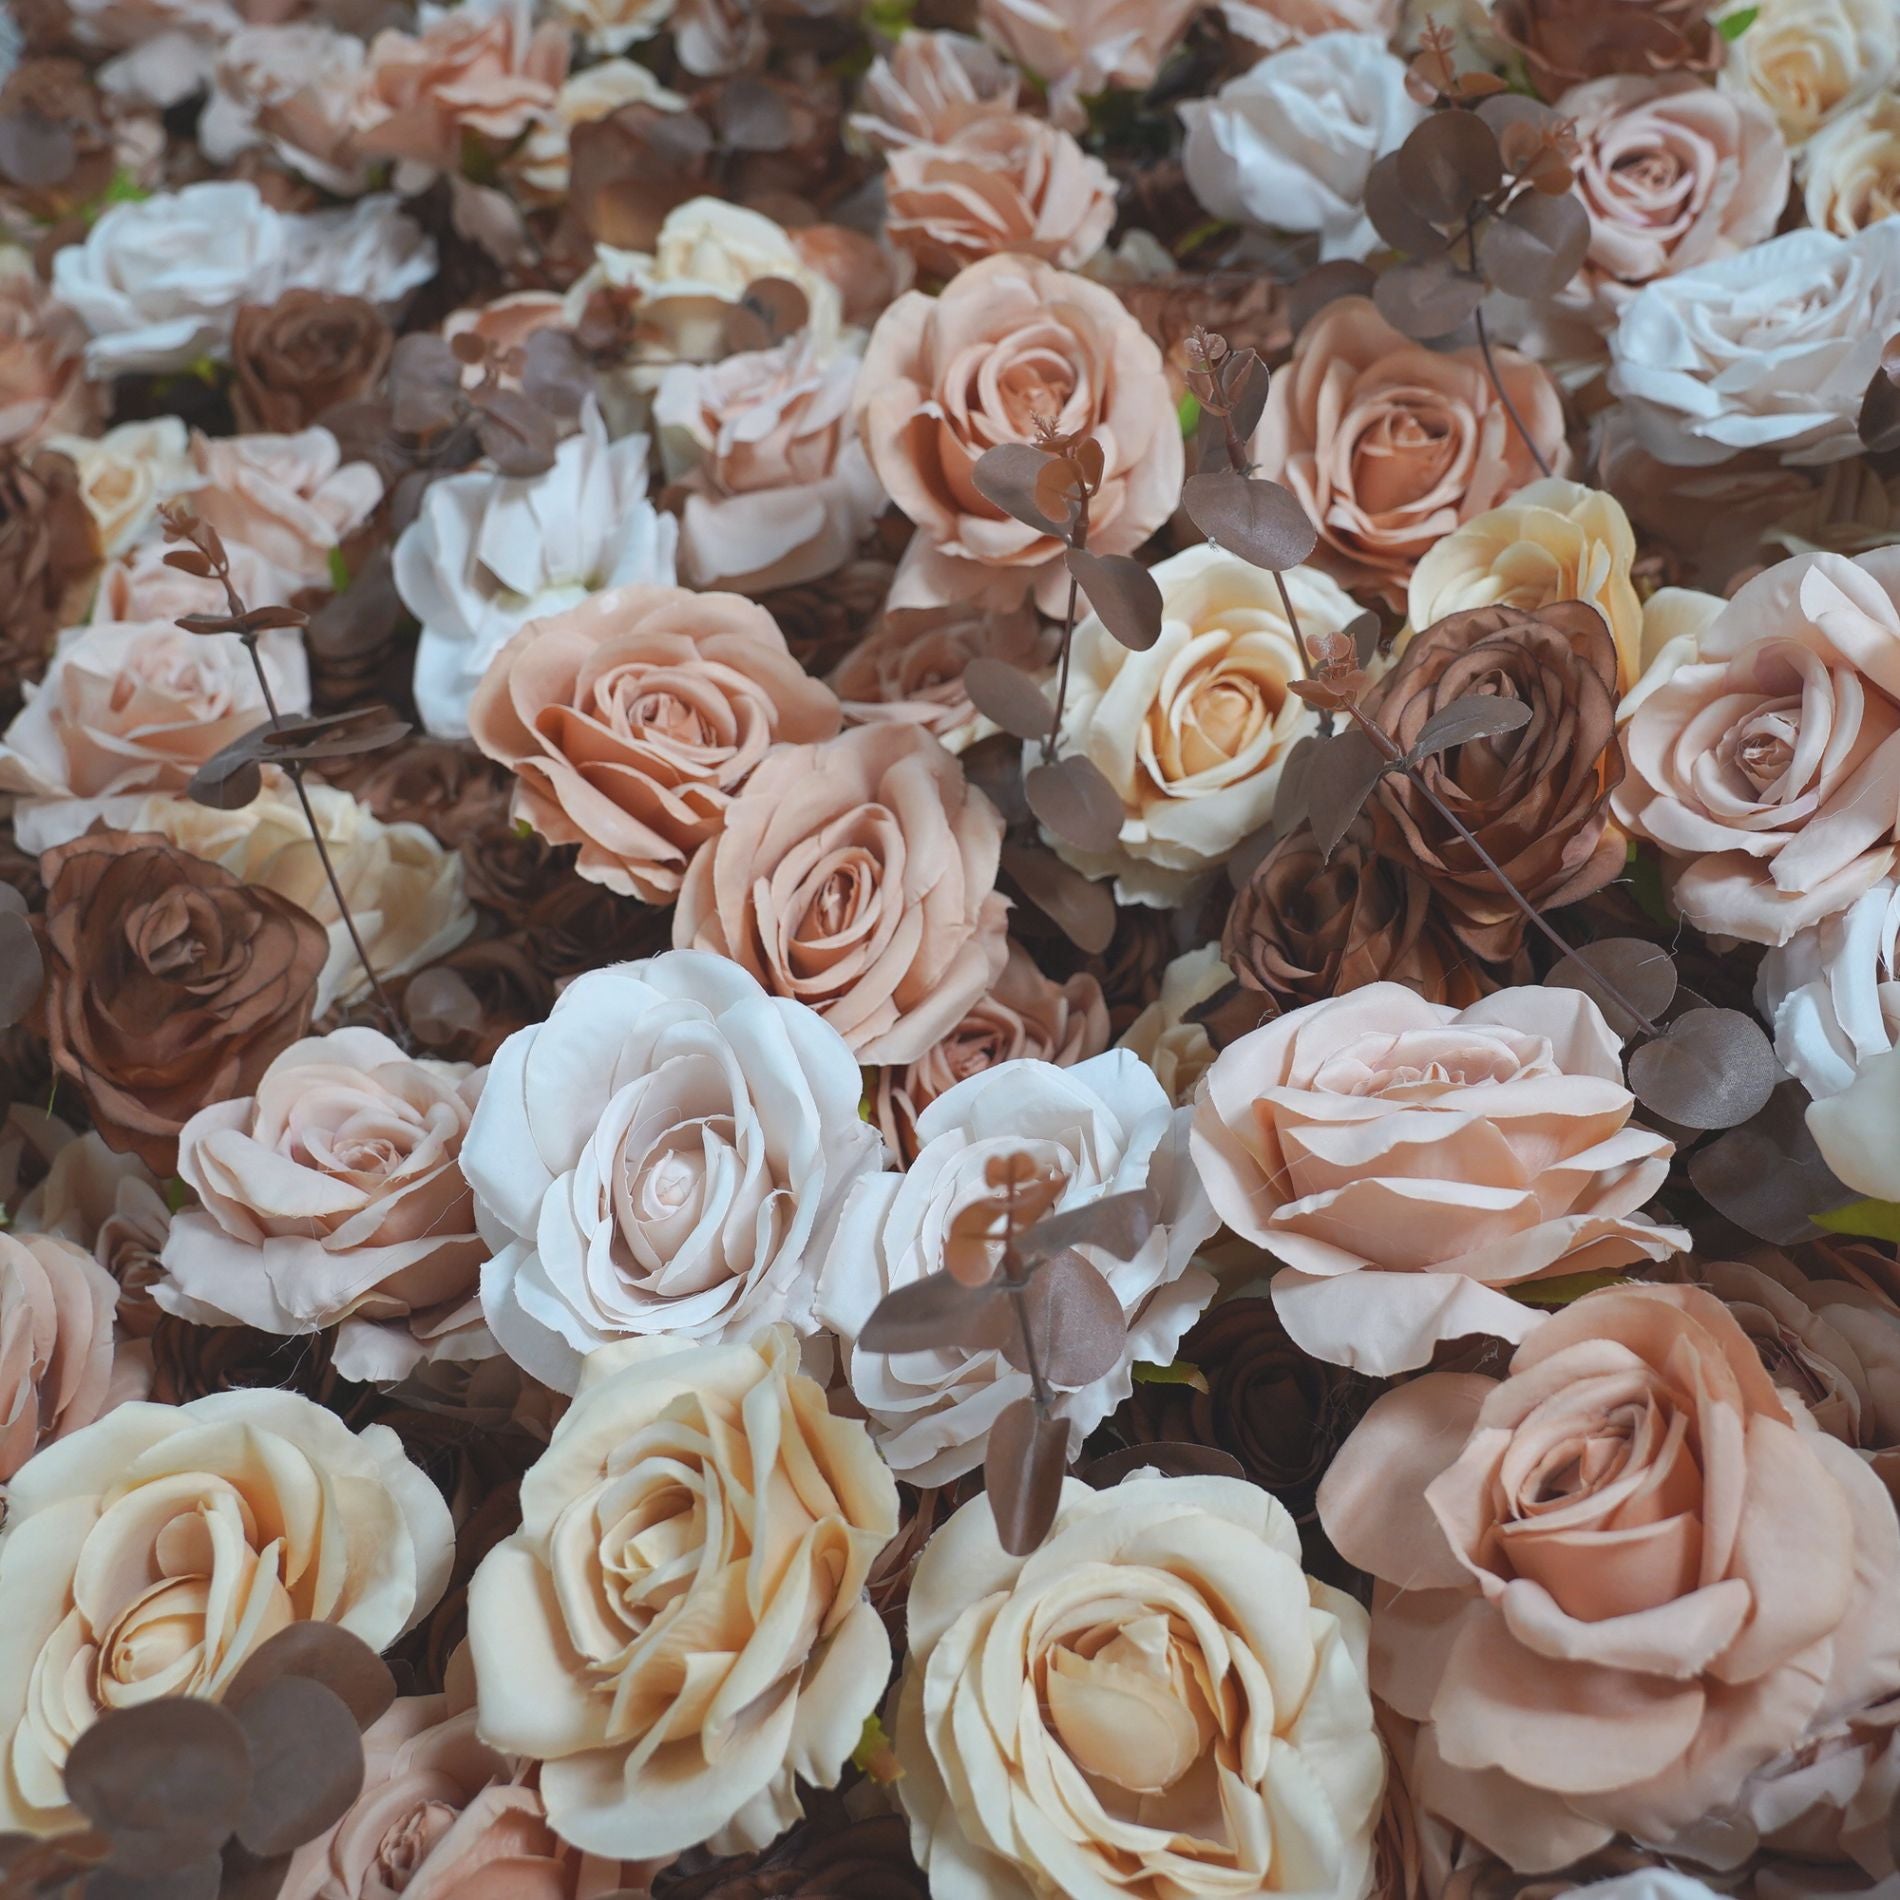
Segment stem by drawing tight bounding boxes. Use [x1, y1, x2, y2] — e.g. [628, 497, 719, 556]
[1004, 1266, 1054, 1412]
[1465, 224, 1553, 481]
[1043, 493, 1089, 765]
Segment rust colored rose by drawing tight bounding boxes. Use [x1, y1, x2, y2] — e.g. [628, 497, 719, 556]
[467, 584, 842, 903]
[0, 447, 99, 725]
[1493, 0, 1721, 100]
[673, 723, 1010, 1063]
[1361, 601, 1624, 961]
[231, 290, 395, 435]
[32, 830, 328, 1176]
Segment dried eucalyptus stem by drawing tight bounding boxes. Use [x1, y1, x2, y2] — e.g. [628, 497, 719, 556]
[1466, 229, 1554, 480]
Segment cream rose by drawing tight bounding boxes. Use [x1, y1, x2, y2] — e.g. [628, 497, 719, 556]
[467, 1326, 897, 1858]
[896, 1469, 1385, 1900]
[1118, 941, 1231, 1107]
[155, 1028, 490, 1384]
[816, 1050, 1218, 1484]
[1049, 542, 1361, 903]
[1718, 0, 1898, 147]
[463, 952, 883, 1392]
[1191, 982, 1689, 1375]
[44, 415, 193, 558]
[975, 0, 1203, 130]
[1803, 89, 1900, 232]
[0, 1387, 453, 1835]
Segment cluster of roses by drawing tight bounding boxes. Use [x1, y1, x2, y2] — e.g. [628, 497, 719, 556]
[2, 0, 1900, 1897]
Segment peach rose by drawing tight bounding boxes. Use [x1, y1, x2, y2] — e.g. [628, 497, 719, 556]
[91, 534, 280, 632]
[854, 252, 1183, 617]
[1251, 296, 1568, 606]
[652, 337, 886, 594]
[467, 583, 842, 902]
[0, 1230, 147, 1484]
[975, 0, 1204, 130]
[1190, 983, 1689, 1375]
[1804, 90, 1900, 233]
[0, 252, 99, 452]
[848, 29, 1020, 152]
[884, 113, 1118, 278]
[1318, 1284, 1900, 1871]
[673, 723, 1010, 1064]
[1614, 548, 1900, 945]
[199, 22, 374, 196]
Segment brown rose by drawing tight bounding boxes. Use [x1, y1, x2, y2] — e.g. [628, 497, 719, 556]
[231, 291, 395, 435]
[31, 830, 328, 1175]
[1492, 0, 1722, 101]
[1251, 296, 1568, 606]
[467, 583, 842, 903]
[673, 723, 1010, 1063]
[656, 1815, 929, 1900]
[0, 447, 99, 725]
[1361, 602, 1623, 960]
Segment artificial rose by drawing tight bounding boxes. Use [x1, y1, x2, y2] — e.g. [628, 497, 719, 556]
[869, 942, 1109, 1162]
[884, 113, 1118, 277]
[12, 1131, 172, 1338]
[854, 251, 1182, 617]
[464, 952, 883, 1392]
[1551, 76, 1789, 338]
[1803, 90, 1900, 233]
[1613, 547, 1900, 944]
[848, 29, 1020, 152]
[1181, 30, 1427, 261]
[816, 1050, 1218, 1483]
[0, 1230, 146, 1484]
[198, 23, 373, 195]
[29, 829, 328, 1176]
[1048, 543, 1361, 903]
[1117, 942, 1230, 1106]
[231, 291, 394, 435]
[1808, 1043, 1900, 1200]
[0, 1386, 453, 1835]
[45, 415, 192, 558]
[1609, 222, 1900, 467]
[89, 534, 279, 633]
[895, 1469, 1385, 1900]
[545, 0, 672, 52]
[974, 0, 1203, 130]
[1252, 296, 1567, 606]
[0, 251, 98, 452]
[1362, 601, 1624, 959]
[440, 292, 572, 378]
[511, 58, 689, 199]
[0, 450, 100, 723]
[466, 583, 842, 902]
[1317, 1283, 1900, 1870]
[659, 1815, 929, 1899]
[399, 405, 678, 739]
[1220, 0, 1400, 52]
[674, 723, 1010, 1064]
[652, 336, 885, 594]
[1191, 983, 1688, 1374]
[155, 1028, 489, 1385]
[467, 1326, 897, 1858]
[1493, 0, 1721, 99]
[1758, 877, 1900, 1099]
[1718, 0, 1898, 147]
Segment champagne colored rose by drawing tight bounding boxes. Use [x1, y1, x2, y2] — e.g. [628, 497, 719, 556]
[44, 415, 192, 558]
[1190, 983, 1688, 1375]
[1803, 89, 1900, 232]
[1318, 1283, 1900, 1869]
[0, 251, 99, 452]
[1718, 0, 1898, 147]
[0, 1386, 453, 1834]
[198, 22, 373, 196]
[975, 0, 1203, 130]
[1117, 941, 1231, 1106]
[467, 1326, 897, 1859]
[467, 583, 841, 901]
[12, 1131, 172, 1338]
[895, 1470, 1385, 1900]
[544, 0, 672, 53]
[848, 29, 1020, 152]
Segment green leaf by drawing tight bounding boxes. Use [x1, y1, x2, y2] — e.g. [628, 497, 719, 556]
[1717, 6, 1758, 38]
[164, 1176, 191, 1214]
[1512, 1268, 1629, 1309]
[863, 0, 913, 34]
[512, 818, 536, 840]
[80, 166, 152, 227]
[327, 547, 351, 594]
[1814, 1197, 1900, 1242]
[1177, 392, 1202, 439]
[1624, 842, 1673, 931]
[1134, 1358, 1209, 1394]
[851, 1713, 901, 1783]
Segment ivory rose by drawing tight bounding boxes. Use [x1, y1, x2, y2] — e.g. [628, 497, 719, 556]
[466, 583, 842, 901]
[895, 1469, 1385, 1900]
[1190, 983, 1688, 1375]
[674, 723, 1010, 1063]
[1804, 90, 1900, 233]
[0, 1230, 146, 1484]
[198, 23, 374, 196]
[1809, 1044, 1900, 1201]
[45, 415, 192, 557]
[1718, 0, 1898, 147]
[816, 1051, 1218, 1484]
[1758, 878, 1900, 1099]
[463, 952, 883, 1392]
[0, 1387, 454, 1835]
[467, 1326, 897, 1858]
[156, 1028, 490, 1385]
[1317, 1284, 1900, 1870]
[0, 252, 98, 452]
[1118, 942, 1230, 1107]
[1048, 542, 1362, 904]
[854, 251, 1182, 617]
[1251, 296, 1567, 605]
[652, 336, 885, 594]
[975, 0, 1203, 130]
[1614, 548, 1900, 944]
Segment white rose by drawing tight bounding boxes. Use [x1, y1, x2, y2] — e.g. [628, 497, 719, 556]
[463, 950, 884, 1393]
[1803, 89, 1900, 233]
[288, 194, 439, 310]
[1718, 0, 1899, 148]
[1608, 221, 1900, 466]
[1048, 542, 1361, 904]
[1809, 1038, 1900, 1198]
[1220, 0, 1400, 53]
[1117, 942, 1231, 1106]
[398, 403, 678, 737]
[1181, 30, 1427, 260]
[42, 415, 192, 557]
[814, 1050, 1218, 1485]
[1758, 878, 1900, 1101]
[0, 1388, 454, 1835]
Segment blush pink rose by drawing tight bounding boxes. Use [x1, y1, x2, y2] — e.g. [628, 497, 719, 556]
[976, 0, 1203, 130]
[848, 29, 1020, 152]
[1251, 296, 1569, 605]
[854, 251, 1183, 617]
[1318, 1283, 1900, 1872]
[0, 257, 100, 452]
[673, 723, 1010, 1064]
[1189, 982, 1688, 1374]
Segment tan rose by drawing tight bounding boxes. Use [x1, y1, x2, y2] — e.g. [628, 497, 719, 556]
[0, 1387, 453, 1835]
[468, 583, 840, 901]
[1251, 295, 1568, 606]
[652, 337, 886, 594]
[44, 416, 192, 558]
[1318, 1283, 1900, 1869]
[855, 252, 1182, 616]
[467, 1327, 897, 1859]
[848, 28, 1020, 152]
[1718, 0, 1898, 147]
[975, 0, 1204, 129]
[0, 1230, 147, 1484]
[885, 113, 1118, 278]
[1493, 0, 1721, 100]
[1804, 89, 1900, 232]
[673, 723, 1010, 1063]
[1190, 982, 1688, 1374]
[13, 1131, 172, 1339]
[0, 251, 99, 452]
